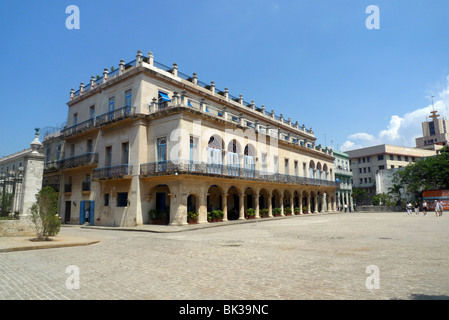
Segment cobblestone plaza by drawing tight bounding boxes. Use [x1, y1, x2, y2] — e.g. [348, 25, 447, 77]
[1, 211, 448, 300]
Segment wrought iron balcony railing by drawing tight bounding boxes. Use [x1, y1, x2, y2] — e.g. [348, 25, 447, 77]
[61, 106, 136, 137]
[93, 164, 133, 180]
[140, 160, 340, 188]
[95, 105, 136, 126]
[58, 153, 98, 169]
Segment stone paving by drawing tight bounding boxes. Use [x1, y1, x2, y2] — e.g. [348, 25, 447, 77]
[1, 211, 448, 300]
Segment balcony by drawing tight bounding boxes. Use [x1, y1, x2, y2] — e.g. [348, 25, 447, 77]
[140, 160, 339, 188]
[61, 106, 136, 138]
[334, 167, 353, 177]
[93, 164, 133, 180]
[95, 105, 136, 126]
[58, 153, 98, 170]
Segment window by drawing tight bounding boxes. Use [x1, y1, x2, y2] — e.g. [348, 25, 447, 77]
[378, 155, 384, 161]
[273, 156, 278, 173]
[359, 178, 363, 184]
[117, 192, 128, 207]
[363, 158, 366, 163]
[364, 178, 367, 183]
[157, 138, 167, 162]
[303, 163, 307, 177]
[125, 90, 132, 106]
[261, 153, 268, 175]
[294, 161, 298, 176]
[157, 138, 167, 172]
[105, 146, 112, 167]
[369, 177, 372, 183]
[359, 168, 362, 174]
[358, 158, 361, 163]
[379, 165, 385, 170]
[404, 156, 408, 161]
[411, 157, 415, 162]
[363, 168, 366, 173]
[90, 106, 95, 119]
[391, 165, 395, 169]
[104, 194, 110, 206]
[87, 139, 93, 153]
[158, 91, 171, 109]
[367, 157, 370, 162]
[284, 159, 289, 175]
[368, 167, 371, 173]
[122, 142, 129, 165]
[397, 155, 401, 161]
[108, 97, 115, 112]
[73, 113, 78, 126]
[390, 155, 394, 160]
[429, 121, 436, 135]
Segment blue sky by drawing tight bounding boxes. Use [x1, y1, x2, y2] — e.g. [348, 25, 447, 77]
[1, 0, 449, 157]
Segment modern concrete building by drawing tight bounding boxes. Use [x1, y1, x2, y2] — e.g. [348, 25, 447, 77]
[347, 144, 437, 195]
[42, 50, 339, 227]
[333, 150, 353, 211]
[415, 109, 449, 151]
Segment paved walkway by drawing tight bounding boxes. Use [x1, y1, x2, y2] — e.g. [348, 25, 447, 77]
[1, 210, 448, 300]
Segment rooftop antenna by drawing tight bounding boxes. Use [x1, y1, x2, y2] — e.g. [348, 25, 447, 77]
[429, 95, 440, 121]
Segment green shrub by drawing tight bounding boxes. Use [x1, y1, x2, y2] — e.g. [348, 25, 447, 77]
[28, 187, 61, 240]
[187, 211, 199, 221]
[273, 207, 282, 215]
[245, 208, 255, 217]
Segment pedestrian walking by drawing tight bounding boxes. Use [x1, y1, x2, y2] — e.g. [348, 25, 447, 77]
[414, 201, 419, 215]
[434, 200, 439, 217]
[406, 202, 412, 215]
[344, 203, 348, 213]
[422, 200, 428, 216]
[438, 200, 444, 217]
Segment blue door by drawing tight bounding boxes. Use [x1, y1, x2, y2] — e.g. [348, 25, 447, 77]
[79, 201, 85, 225]
[89, 201, 95, 226]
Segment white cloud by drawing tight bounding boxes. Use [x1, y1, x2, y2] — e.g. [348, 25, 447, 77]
[341, 76, 449, 152]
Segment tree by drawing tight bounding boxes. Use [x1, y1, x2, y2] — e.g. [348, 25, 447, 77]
[28, 186, 61, 241]
[352, 188, 369, 205]
[394, 146, 449, 195]
[0, 190, 13, 217]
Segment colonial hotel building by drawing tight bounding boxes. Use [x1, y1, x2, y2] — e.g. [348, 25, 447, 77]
[43, 50, 339, 227]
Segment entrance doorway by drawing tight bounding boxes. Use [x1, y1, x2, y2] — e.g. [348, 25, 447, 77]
[80, 201, 95, 225]
[65, 201, 71, 223]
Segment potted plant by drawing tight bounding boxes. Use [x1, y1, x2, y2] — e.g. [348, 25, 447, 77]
[302, 206, 309, 214]
[187, 211, 199, 224]
[260, 208, 269, 218]
[149, 208, 169, 225]
[245, 208, 256, 219]
[285, 206, 292, 216]
[207, 210, 223, 222]
[294, 207, 300, 214]
[273, 207, 282, 216]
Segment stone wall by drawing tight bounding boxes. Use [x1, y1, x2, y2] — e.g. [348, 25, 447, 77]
[0, 220, 35, 237]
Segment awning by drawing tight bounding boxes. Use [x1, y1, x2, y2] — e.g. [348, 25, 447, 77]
[159, 92, 171, 102]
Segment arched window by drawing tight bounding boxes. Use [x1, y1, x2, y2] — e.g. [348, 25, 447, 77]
[243, 144, 255, 177]
[207, 136, 222, 174]
[227, 140, 240, 176]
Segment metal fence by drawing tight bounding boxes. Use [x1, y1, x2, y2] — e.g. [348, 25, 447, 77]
[0, 170, 24, 217]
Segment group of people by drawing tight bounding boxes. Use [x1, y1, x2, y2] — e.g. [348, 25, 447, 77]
[406, 200, 445, 217]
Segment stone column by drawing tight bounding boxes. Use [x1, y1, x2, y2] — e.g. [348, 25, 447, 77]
[280, 195, 285, 216]
[255, 192, 260, 219]
[198, 193, 208, 224]
[299, 194, 303, 214]
[239, 193, 245, 220]
[314, 194, 318, 213]
[20, 131, 45, 219]
[222, 193, 228, 221]
[308, 194, 312, 214]
[290, 194, 294, 215]
[268, 192, 273, 217]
